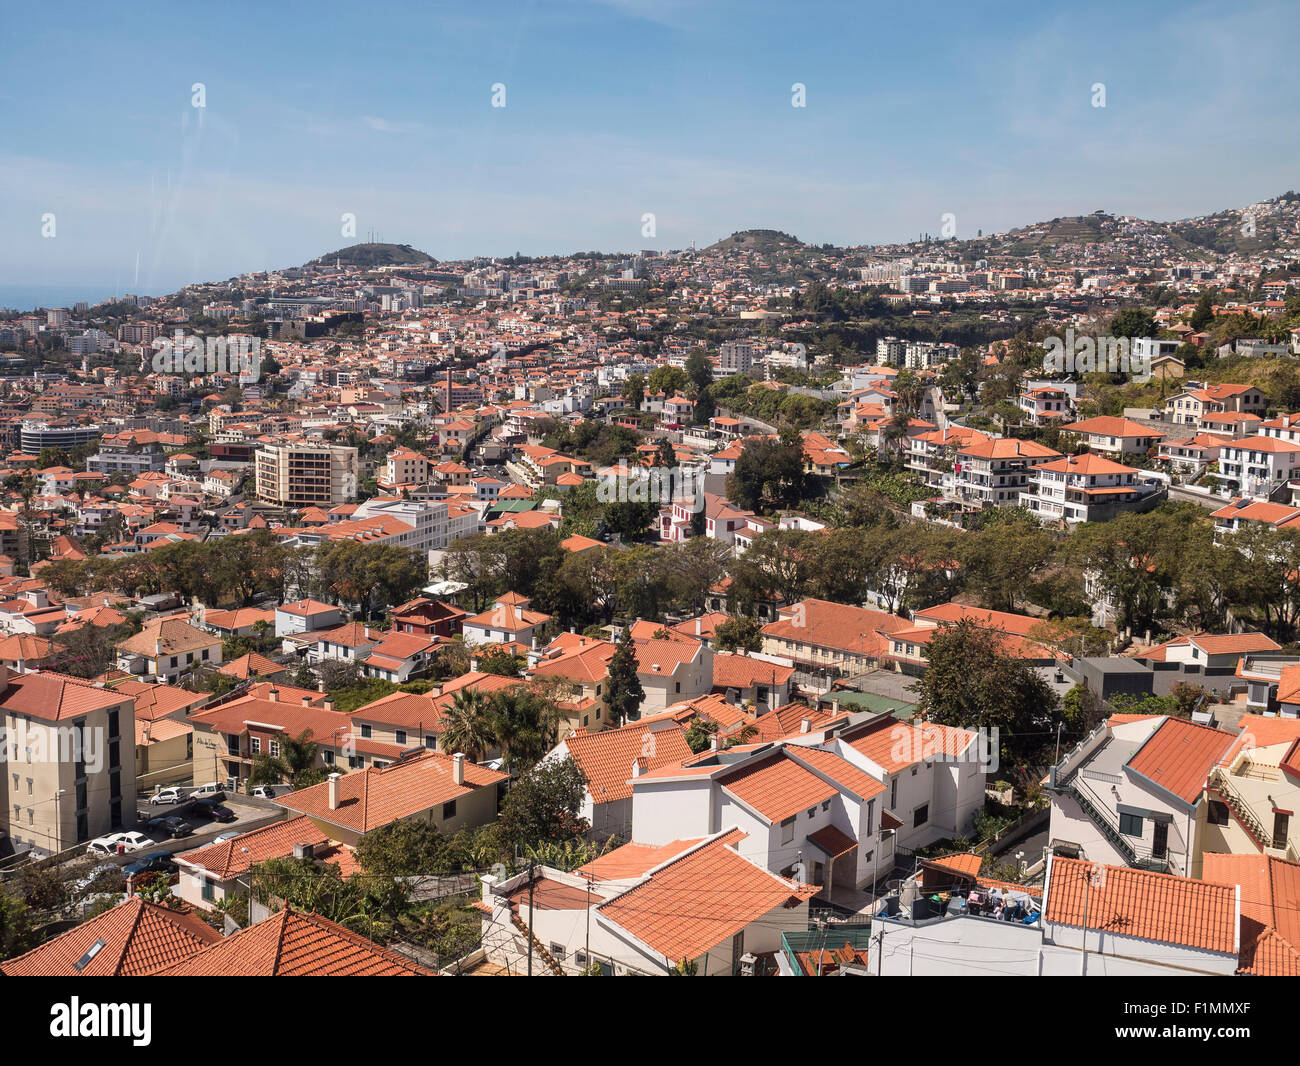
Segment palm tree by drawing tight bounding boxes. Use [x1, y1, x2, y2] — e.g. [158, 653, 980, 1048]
[249, 729, 323, 789]
[487, 687, 560, 773]
[438, 688, 495, 762]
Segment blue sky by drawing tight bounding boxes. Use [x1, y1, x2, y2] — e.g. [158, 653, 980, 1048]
[1, 0, 1297, 293]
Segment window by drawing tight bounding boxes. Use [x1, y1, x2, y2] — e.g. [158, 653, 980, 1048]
[250, 738, 261, 754]
[549, 942, 567, 962]
[360, 724, 372, 739]
[913, 804, 928, 828]
[201, 878, 214, 902]
[424, 735, 437, 749]
[1119, 812, 1143, 837]
[806, 807, 816, 818]
[674, 682, 681, 693]
[821, 800, 831, 813]
[890, 778, 897, 808]
[910, 765, 918, 776]
[1274, 812, 1291, 851]
[322, 750, 335, 765]
[1207, 800, 1230, 826]
[781, 817, 795, 844]
[443, 799, 457, 819]
[865, 800, 874, 835]
[269, 741, 280, 757]
[394, 730, 407, 745]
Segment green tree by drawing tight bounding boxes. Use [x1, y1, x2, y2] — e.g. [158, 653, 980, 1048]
[355, 819, 453, 878]
[916, 620, 1059, 765]
[498, 757, 590, 851]
[713, 614, 762, 654]
[439, 688, 496, 761]
[607, 628, 646, 724]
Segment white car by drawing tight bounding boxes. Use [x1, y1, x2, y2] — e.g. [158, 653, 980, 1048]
[252, 786, 280, 799]
[149, 787, 184, 805]
[192, 782, 224, 800]
[86, 831, 151, 856]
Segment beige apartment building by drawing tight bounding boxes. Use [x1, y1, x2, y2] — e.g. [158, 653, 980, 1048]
[254, 441, 359, 508]
[0, 670, 137, 856]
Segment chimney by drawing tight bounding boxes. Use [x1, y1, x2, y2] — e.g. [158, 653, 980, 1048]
[514, 605, 523, 621]
[301, 696, 311, 706]
[293, 842, 314, 860]
[154, 638, 163, 657]
[327, 773, 341, 810]
[800, 717, 811, 734]
[832, 698, 841, 714]
[364, 626, 371, 640]
[267, 688, 279, 702]
[323, 698, 335, 711]
[709, 733, 720, 752]
[318, 680, 327, 692]
[695, 618, 702, 636]
[631, 758, 643, 779]
[452, 752, 466, 786]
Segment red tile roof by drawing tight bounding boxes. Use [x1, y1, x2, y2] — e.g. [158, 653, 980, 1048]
[563, 718, 694, 805]
[1202, 852, 1300, 976]
[595, 830, 819, 963]
[157, 907, 434, 975]
[0, 897, 220, 976]
[1045, 857, 1237, 955]
[279, 749, 508, 833]
[1124, 717, 1235, 804]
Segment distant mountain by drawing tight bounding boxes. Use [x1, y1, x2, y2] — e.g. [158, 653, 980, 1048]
[705, 229, 807, 254]
[310, 243, 437, 269]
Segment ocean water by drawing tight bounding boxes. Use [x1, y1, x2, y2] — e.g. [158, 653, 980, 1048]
[0, 284, 160, 313]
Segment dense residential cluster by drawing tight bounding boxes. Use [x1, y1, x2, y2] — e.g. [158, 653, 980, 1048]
[3, 193, 1300, 978]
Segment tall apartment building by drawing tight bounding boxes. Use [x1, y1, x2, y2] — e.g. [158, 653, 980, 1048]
[0, 671, 137, 856]
[719, 340, 754, 374]
[117, 322, 161, 345]
[254, 441, 358, 508]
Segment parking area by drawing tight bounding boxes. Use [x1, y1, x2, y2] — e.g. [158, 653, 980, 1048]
[132, 795, 284, 856]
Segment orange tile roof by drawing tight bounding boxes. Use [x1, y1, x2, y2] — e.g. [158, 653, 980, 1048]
[595, 830, 819, 963]
[564, 718, 694, 805]
[176, 817, 328, 879]
[575, 839, 707, 881]
[0, 668, 130, 721]
[719, 751, 838, 822]
[279, 749, 508, 833]
[1124, 717, 1234, 804]
[786, 745, 887, 801]
[157, 907, 434, 975]
[0, 897, 220, 976]
[761, 599, 910, 657]
[1201, 853, 1300, 976]
[713, 653, 795, 690]
[1045, 857, 1237, 955]
[843, 718, 975, 774]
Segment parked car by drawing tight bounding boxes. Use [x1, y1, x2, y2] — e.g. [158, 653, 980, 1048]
[149, 786, 185, 805]
[192, 783, 225, 801]
[252, 785, 280, 799]
[200, 804, 237, 824]
[158, 816, 193, 838]
[87, 831, 150, 856]
[123, 852, 175, 878]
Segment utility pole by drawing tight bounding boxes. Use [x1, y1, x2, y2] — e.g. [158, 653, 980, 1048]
[1054, 721, 1063, 766]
